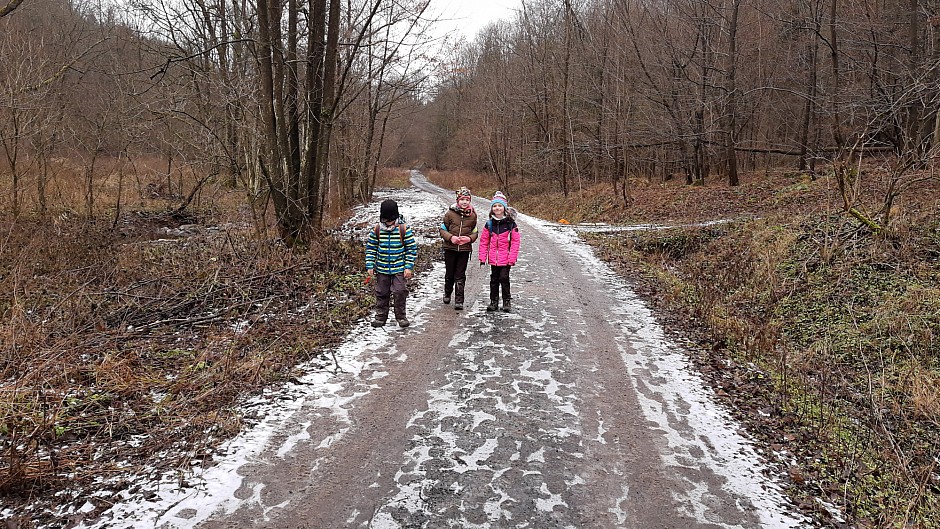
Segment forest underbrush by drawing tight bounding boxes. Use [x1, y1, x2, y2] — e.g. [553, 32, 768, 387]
[1, 213, 368, 500]
[0, 169, 435, 526]
[570, 172, 940, 528]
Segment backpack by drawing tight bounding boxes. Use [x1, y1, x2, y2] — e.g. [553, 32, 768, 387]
[374, 223, 406, 245]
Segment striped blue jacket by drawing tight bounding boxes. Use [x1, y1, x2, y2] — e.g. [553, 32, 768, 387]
[365, 223, 418, 275]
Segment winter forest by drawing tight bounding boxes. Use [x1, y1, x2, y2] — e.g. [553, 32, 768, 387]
[2, 0, 940, 527]
[3, 0, 937, 235]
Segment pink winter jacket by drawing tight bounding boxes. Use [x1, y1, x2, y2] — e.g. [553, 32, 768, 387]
[479, 216, 520, 266]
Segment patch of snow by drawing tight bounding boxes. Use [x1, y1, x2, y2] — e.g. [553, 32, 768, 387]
[608, 484, 631, 525]
[526, 447, 546, 463]
[595, 412, 608, 444]
[534, 482, 568, 512]
[336, 182, 449, 244]
[815, 498, 846, 523]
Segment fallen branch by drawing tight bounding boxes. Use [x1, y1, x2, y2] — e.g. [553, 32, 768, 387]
[848, 207, 883, 234]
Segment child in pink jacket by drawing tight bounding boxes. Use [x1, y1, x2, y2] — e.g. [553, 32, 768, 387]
[479, 191, 520, 312]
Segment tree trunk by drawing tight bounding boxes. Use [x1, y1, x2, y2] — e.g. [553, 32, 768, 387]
[0, 0, 27, 18]
[828, 0, 844, 150]
[799, 16, 820, 172]
[560, 3, 572, 197]
[256, 0, 296, 243]
[286, 0, 302, 197]
[903, 0, 924, 156]
[303, 0, 327, 229]
[314, 0, 341, 229]
[722, 0, 740, 186]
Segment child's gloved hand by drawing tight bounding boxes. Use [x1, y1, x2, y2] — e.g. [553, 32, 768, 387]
[450, 236, 459, 244]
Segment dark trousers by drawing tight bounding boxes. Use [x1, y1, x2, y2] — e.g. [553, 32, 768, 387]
[374, 272, 408, 321]
[489, 265, 511, 302]
[443, 250, 471, 304]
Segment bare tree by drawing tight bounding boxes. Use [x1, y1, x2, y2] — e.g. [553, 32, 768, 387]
[0, 0, 114, 216]
[0, 50, 44, 216]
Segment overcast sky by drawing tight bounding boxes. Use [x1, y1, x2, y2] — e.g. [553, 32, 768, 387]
[433, 0, 521, 41]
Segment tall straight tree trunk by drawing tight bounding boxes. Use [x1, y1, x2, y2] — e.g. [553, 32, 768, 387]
[304, 0, 327, 227]
[257, 0, 292, 243]
[828, 0, 844, 149]
[722, 0, 740, 186]
[314, 0, 341, 229]
[799, 11, 820, 172]
[5, 113, 19, 217]
[361, 16, 383, 206]
[560, 2, 572, 197]
[286, 0, 302, 193]
[693, 15, 713, 184]
[903, 0, 923, 155]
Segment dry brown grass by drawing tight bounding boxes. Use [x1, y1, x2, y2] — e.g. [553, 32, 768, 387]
[908, 365, 940, 421]
[0, 157, 382, 507]
[423, 169, 499, 201]
[1, 222, 375, 497]
[583, 170, 940, 527]
[374, 167, 414, 189]
[0, 156, 447, 522]
[0, 155, 225, 218]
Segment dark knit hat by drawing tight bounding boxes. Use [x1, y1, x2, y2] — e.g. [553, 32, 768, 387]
[379, 199, 399, 222]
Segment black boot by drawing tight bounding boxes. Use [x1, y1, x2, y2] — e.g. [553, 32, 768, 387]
[501, 299, 511, 312]
[443, 294, 451, 304]
[371, 316, 387, 327]
[486, 299, 499, 312]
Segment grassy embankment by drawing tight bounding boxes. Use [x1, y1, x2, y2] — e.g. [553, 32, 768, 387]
[501, 170, 940, 529]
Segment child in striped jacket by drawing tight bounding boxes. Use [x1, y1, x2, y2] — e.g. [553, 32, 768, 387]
[366, 199, 418, 327]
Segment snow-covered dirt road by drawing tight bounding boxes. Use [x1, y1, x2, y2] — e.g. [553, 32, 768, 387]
[77, 171, 811, 529]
